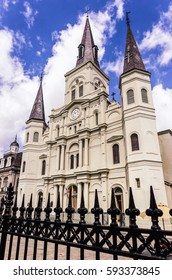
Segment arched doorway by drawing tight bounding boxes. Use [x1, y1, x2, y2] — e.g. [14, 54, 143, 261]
[38, 191, 43, 208]
[67, 185, 77, 209]
[113, 186, 124, 225]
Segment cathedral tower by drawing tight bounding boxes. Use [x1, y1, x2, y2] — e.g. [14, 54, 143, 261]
[120, 14, 167, 210]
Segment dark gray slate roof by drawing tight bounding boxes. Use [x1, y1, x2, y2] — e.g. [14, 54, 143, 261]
[76, 17, 99, 67]
[28, 80, 45, 123]
[123, 21, 146, 74]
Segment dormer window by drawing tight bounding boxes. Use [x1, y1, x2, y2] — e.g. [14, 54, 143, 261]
[79, 84, 83, 97]
[78, 44, 84, 59]
[93, 45, 98, 60]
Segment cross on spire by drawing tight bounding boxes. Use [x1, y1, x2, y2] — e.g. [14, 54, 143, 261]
[126, 11, 131, 26]
[85, 6, 90, 17]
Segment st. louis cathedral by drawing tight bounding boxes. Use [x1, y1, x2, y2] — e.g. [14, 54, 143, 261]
[18, 15, 168, 213]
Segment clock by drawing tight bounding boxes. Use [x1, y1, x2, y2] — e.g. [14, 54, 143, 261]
[71, 108, 80, 120]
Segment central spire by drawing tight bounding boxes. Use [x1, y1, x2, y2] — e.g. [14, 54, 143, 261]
[76, 15, 100, 68]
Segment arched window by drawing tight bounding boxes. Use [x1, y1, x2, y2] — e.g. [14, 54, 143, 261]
[56, 126, 60, 137]
[127, 89, 134, 104]
[71, 89, 75, 101]
[68, 185, 77, 209]
[79, 84, 83, 97]
[76, 153, 79, 168]
[26, 132, 29, 143]
[95, 111, 98, 125]
[70, 155, 74, 169]
[38, 191, 43, 208]
[22, 161, 26, 172]
[113, 144, 120, 164]
[141, 88, 148, 103]
[113, 187, 123, 211]
[3, 177, 8, 192]
[42, 160, 46, 175]
[131, 133, 139, 151]
[33, 132, 39, 142]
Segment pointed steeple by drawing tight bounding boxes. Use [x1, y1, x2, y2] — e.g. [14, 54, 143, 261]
[76, 15, 99, 68]
[27, 75, 46, 124]
[123, 12, 146, 74]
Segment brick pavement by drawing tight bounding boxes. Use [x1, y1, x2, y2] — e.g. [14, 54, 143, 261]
[3, 235, 127, 260]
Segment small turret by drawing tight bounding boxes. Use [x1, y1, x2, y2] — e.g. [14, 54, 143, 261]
[10, 135, 19, 153]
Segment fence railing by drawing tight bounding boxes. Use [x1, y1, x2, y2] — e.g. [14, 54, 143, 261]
[0, 184, 172, 260]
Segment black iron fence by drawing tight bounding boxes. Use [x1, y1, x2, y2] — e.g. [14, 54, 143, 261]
[0, 184, 172, 260]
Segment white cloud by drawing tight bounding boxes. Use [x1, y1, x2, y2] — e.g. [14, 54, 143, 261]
[21, 1, 38, 29]
[0, 2, 124, 156]
[0, 29, 39, 155]
[139, 3, 172, 66]
[102, 56, 123, 76]
[152, 84, 172, 132]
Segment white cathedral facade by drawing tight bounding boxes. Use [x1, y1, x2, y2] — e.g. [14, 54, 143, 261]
[18, 16, 167, 213]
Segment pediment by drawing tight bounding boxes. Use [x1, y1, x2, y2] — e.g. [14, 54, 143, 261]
[61, 99, 89, 113]
[107, 135, 123, 143]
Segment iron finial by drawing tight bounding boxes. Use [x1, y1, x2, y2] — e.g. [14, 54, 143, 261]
[126, 11, 131, 26]
[85, 6, 90, 18]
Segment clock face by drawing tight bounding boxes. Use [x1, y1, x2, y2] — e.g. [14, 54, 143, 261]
[71, 108, 80, 120]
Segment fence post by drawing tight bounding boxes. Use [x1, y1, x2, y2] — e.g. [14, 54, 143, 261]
[0, 183, 14, 260]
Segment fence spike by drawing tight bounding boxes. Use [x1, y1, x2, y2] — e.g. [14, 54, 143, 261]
[44, 193, 52, 220]
[26, 194, 34, 219]
[78, 188, 88, 224]
[91, 189, 103, 225]
[129, 187, 136, 209]
[150, 185, 157, 210]
[3, 183, 14, 218]
[21, 194, 25, 207]
[54, 191, 62, 222]
[146, 186, 163, 230]
[94, 189, 100, 208]
[19, 194, 26, 218]
[65, 189, 75, 223]
[12, 195, 18, 218]
[125, 187, 140, 228]
[68, 189, 72, 208]
[0, 196, 4, 219]
[35, 194, 42, 220]
[107, 188, 120, 226]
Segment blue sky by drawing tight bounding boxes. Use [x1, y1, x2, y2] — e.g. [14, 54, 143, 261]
[0, 0, 172, 155]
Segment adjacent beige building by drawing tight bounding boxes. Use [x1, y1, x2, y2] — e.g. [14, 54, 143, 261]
[158, 130, 172, 208]
[0, 137, 22, 199]
[18, 16, 168, 214]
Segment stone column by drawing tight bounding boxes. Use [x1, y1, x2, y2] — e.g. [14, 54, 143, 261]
[56, 146, 60, 171]
[59, 185, 64, 209]
[101, 173, 108, 211]
[77, 183, 82, 209]
[53, 185, 58, 207]
[84, 182, 89, 209]
[100, 96, 106, 124]
[84, 138, 89, 166]
[60, 145, 65, 170]
[79, 139, 83, 167]
[85, 107, 89, 127]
